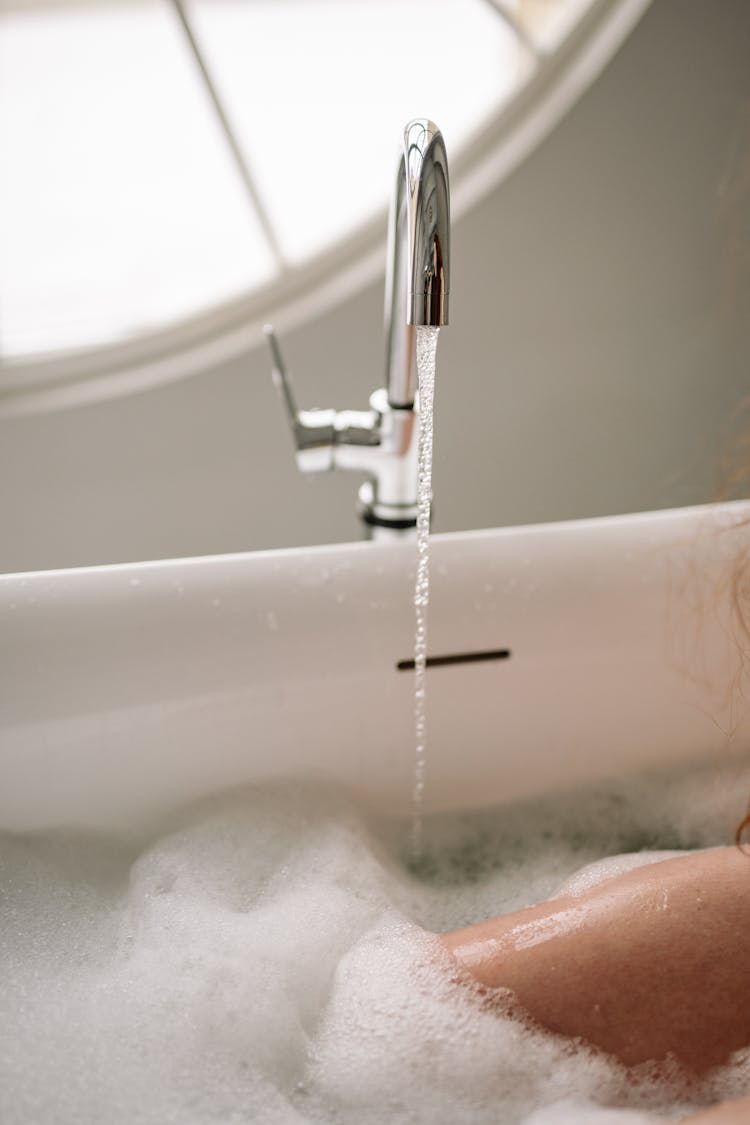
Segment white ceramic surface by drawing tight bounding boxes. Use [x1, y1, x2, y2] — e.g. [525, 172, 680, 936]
[2, 503, 750, 833]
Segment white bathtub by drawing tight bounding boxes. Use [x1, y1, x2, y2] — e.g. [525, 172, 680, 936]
[2, 502, 749, 834]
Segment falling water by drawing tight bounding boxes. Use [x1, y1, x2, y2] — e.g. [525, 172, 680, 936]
[411, 325, 439, 857]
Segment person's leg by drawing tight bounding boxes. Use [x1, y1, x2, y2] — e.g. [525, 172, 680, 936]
[679, 1095, 750, 1123]
[441, 847, 750, 1074]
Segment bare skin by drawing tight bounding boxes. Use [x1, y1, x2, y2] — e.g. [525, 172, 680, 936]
[441, 847, 750, 1076]
[680, 1095, 750, 1123]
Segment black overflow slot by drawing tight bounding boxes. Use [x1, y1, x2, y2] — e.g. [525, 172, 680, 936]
[396, 648, 511, 672]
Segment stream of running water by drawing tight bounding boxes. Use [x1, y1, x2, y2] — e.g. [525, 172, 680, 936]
[411, 325, 439, 857]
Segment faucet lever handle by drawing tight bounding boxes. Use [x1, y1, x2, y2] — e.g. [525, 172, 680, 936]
[265, 324, 298, 424]
[264, 324, 335, 473]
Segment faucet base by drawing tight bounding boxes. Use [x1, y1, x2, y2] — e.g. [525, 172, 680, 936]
[357, 481, 418, 533]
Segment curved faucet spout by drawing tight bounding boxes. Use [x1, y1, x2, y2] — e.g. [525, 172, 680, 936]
[385, 119, 450, 408]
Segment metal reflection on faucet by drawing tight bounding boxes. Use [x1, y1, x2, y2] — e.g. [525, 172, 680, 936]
[267, 118, 450, 535]
[385, 119, 450, 410]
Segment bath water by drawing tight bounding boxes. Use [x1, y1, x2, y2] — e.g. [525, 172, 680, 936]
[1, 752, 749, 1124]
[412, 325, 439, 856]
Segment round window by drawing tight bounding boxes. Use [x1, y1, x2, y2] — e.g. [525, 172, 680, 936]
[0, 0, 651, 414]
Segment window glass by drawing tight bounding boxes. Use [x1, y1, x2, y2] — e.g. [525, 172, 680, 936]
[0, 0, 599, 364]
[0, 1, 275, 357]
[187, 0, 527, 264]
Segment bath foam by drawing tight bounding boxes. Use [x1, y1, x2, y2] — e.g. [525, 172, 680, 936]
[1, 756, 750, 1124]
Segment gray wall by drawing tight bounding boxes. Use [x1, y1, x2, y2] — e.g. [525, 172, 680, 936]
[2, 0, 749, 573]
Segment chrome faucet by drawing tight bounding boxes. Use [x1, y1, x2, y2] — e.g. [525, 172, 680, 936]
[266, 118, 450, 535]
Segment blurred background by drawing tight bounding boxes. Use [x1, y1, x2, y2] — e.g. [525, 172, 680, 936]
[1, 0, 749, 572]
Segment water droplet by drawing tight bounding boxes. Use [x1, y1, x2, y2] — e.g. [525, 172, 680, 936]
[266, 610, 279, 631]
[129, 577, 141, 588]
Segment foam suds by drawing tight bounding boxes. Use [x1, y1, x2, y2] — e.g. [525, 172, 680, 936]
[2, 753, 750, 1124]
